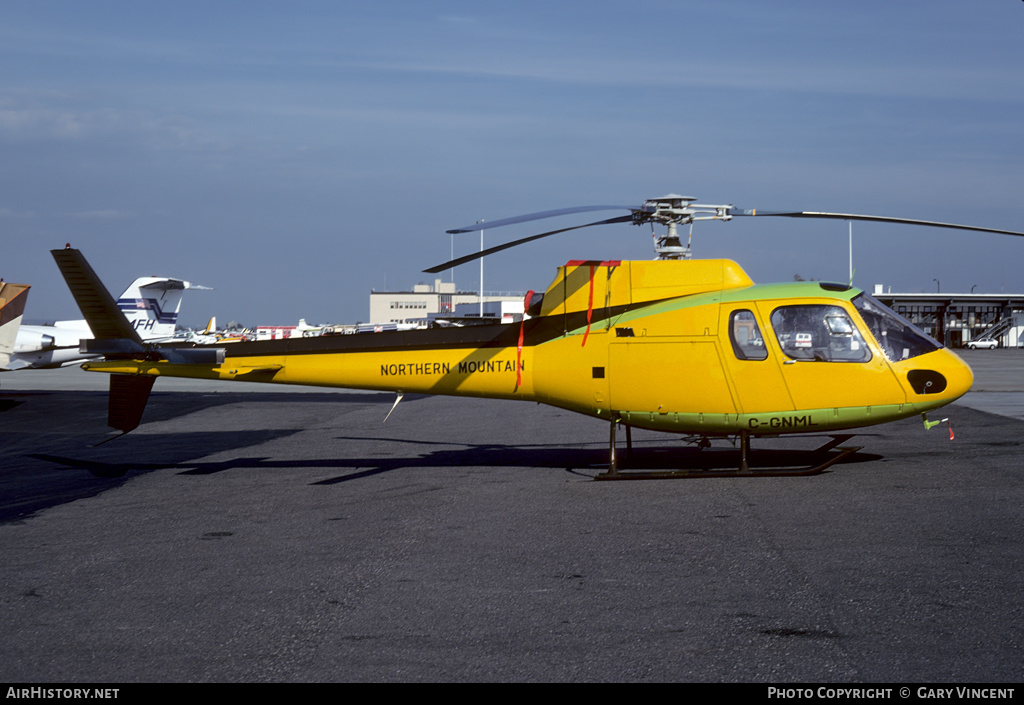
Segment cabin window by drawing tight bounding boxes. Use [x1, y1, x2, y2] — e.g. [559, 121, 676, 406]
[852, 294, 942, 362]
[729, 310, 768, 361]
[770, 305, 871, 362]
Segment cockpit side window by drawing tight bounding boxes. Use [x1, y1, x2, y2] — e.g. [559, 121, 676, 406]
[770, 305, 872, 362]
[729, 309, 768, 360]
[852, 294, 942, 362]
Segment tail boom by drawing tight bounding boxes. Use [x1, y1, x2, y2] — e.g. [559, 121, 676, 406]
[81, 342, 537, 400]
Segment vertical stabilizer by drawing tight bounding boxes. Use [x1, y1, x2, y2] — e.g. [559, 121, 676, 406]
[117, 277, 209, 342]
[0, 281, 31, 368]
[51, 247, 143, 343]
[108, 374, 157, 433]
[52, 248, 155, 435]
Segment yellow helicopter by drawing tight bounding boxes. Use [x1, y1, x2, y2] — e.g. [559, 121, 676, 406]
[53, 195, 1024, 478]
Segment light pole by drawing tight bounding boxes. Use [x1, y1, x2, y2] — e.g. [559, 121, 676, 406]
[848, 221, 853, 284]
[478, 220, 485, 317]
[933, 278, 940, 293]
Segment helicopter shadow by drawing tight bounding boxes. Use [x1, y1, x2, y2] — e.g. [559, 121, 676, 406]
[30, 439, 607, 482]
[29, 431, 883, 484]
[306, 434, 882, 483]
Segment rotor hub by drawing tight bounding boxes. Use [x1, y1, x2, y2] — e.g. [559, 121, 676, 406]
[633, 195, 733, 259]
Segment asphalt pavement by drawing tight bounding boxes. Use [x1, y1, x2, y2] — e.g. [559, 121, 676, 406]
[1, 350, 1022, 682]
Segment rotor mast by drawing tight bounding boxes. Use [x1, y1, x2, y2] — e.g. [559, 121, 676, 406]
[634, 195, 734, 259]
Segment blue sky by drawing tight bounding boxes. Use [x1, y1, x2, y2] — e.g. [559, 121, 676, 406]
[3, 1, 1024, 327]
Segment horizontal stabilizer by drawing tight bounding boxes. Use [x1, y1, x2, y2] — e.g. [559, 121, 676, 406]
[80, 338, 225, 364]
[81, 338, 148, 356]
[162, 347, 226, 364]
[137, 279, 212, 293]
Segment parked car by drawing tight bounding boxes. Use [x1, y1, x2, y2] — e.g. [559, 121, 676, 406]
[966, 339, 999, 350]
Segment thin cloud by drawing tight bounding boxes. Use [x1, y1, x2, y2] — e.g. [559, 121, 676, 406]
[65, 210, 134, 220]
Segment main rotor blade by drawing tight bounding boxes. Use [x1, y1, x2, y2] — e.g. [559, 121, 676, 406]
[425, 215, 634, 273]
[446, 205, 643, 234]
[730, 209, 1024, 237]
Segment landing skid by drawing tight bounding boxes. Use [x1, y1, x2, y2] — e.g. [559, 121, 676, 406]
[595, 424, 861, 480]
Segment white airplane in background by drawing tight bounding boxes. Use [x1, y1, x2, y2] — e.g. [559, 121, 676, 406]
[1, 276, 209, 371]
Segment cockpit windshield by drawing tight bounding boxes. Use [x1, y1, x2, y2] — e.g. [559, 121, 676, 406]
[852, 294, 943, 362]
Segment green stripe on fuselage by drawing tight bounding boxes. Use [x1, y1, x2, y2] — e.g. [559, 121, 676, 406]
[558, 282, 860, 339]
[614, 400, 925, 435]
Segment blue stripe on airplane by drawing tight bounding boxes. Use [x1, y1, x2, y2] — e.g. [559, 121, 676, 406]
[117, 297, 177, 323]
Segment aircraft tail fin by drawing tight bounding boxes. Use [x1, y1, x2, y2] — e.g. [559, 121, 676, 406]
[108, 374, 157, 434]
[51, 247, 224, 436]
[52, 247, 144, 344]
[117, 276, 210, 342]
[0, 281, 31, 368]
[52, 248, 152, 433]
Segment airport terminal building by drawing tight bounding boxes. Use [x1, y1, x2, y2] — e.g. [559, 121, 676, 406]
[369, 279, 526, 327]
[873, 286, 1024, 348]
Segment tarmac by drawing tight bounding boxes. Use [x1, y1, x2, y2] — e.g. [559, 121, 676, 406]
[1, 349, 1022, 682]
